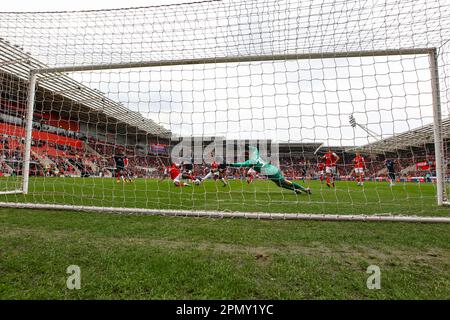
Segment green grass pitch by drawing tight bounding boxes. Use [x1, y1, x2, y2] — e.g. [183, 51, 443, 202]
[0, 177, 449, 299]
[0, 177, 449, 215]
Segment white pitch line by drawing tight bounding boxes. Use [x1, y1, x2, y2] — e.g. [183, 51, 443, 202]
[0, 202, 449, 223]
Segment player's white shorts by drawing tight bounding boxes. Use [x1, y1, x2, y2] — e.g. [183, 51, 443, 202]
[325, 166, 336, 174]
[247, 168, 256, 175]
[318, 170, 324, 175]
[354, 168, 364, 174]
[173, 173, 182, 184]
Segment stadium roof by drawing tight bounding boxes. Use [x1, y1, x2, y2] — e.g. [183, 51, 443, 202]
[0, 39, 171, 137]
[351, 119, 450, 154]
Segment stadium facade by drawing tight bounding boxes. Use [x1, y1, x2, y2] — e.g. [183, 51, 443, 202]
[0, 39, 172, 178]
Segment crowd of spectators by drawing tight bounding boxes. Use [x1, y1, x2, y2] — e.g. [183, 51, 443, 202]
[0, 100, 446, 181]
[1, 131, 446, 181]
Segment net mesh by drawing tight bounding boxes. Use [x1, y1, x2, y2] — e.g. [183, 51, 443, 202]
[0, 0, 449, 216]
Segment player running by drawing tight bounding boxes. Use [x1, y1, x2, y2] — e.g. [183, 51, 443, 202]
[322, 148, 340, 188]
[229, 147, 311, 194]
[352, 151, 366, 186]
[385, 158, 396, 187]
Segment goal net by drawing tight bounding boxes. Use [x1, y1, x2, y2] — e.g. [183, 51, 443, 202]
[0, 0, 449, 220]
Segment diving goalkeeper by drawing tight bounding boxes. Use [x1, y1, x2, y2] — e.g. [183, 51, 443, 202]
[229, 147, 311, 194]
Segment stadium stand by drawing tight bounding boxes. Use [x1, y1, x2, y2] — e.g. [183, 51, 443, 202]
[0, 39, 171, 178]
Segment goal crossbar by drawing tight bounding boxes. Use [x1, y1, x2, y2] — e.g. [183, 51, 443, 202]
[32, 48, 435, 75]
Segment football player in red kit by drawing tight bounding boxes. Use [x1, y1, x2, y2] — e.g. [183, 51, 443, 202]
[164, 163, 194, 187]
[246, 167, 256, 184]
[317, 162, 325, 184]
[201, 160, 228, 187]
[322, 148, 340, 188]
[352, 151, 366, 186]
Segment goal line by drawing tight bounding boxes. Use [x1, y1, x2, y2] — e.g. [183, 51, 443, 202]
[1, 202, 449, 223]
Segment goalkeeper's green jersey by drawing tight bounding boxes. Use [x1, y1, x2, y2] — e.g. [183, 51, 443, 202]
[229, 146, 308, 193]
[229, 147, 283, 179]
